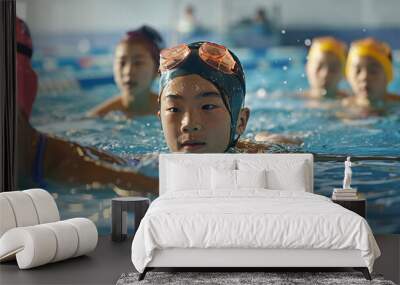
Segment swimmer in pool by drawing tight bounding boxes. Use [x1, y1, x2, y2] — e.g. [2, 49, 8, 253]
[106, 41, 261, 196]
[341, 37, 399, 118]
[158, 41, 250, 153]
[302, 36, 348, 101]
[157, 41, 295, 153]
[16, 17, 157, 195]
[254, 38, 350, 145]
[88, 26, 164, 118]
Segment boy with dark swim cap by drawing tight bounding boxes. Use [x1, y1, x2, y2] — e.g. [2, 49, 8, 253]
[157, 41, 251, 153]
[88, 26, 165, 118]
[157, 41, 304, 152]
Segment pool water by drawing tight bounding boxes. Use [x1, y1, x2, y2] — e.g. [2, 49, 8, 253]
[28, 37, 400, 234]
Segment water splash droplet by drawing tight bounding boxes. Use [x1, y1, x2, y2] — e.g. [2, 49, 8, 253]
[256, 88, 268, 98]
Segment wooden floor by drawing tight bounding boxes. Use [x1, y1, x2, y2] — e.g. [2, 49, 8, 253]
[0, 235, 398, 285]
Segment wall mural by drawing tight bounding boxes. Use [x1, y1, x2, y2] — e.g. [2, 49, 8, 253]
[16, 2, 400, 235]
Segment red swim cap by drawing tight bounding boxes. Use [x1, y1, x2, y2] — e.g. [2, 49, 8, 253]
[16, 17, 37, 119]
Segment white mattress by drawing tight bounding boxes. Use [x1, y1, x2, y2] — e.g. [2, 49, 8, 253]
[131, 190, 380, 273]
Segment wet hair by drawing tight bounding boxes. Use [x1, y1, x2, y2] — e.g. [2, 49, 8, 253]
[120, 26, 165, 68]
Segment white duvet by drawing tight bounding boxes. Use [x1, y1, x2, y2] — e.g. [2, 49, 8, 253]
[131, 190, 380, 273]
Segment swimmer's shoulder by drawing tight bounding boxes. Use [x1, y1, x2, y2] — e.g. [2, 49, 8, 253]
[341, 95, 357, 107]
[129, 92, 159, 117]
[337, 90, 350, 98]
[87, 96, 123, 117]
[302, 89, 349, 100]
[298, 90, 311, 99]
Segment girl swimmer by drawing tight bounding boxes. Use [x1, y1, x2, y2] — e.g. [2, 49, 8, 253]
[303, 36, 348, 100]
[88, 26, 164, 118]
[341, 37, 399, 118]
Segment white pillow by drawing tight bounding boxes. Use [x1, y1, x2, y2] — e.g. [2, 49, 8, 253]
[236, 169, 267, 189]
[211, 169, 267, 191]
[266, 161, 307, 191]
[238, 159, 308, 192]
[167, 160, 236, 192]
[211, 168, 236, 190]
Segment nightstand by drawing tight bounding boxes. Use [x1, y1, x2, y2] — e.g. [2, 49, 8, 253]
[111, 197, 150, 242]
[332, 194, 366, 218]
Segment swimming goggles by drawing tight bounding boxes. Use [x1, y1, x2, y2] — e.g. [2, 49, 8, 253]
[159, 42, 238, 75]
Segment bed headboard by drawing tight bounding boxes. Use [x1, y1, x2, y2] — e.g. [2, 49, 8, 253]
[159, 153, 314, 195]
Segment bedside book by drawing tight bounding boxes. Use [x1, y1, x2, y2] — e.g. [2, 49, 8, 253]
[332, 194, 360, 200]
[333, 192, 357, 197]
[332, 188, 358, 200]
[333, 188, 357, 193]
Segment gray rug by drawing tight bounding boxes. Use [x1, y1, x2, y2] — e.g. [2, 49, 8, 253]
[116, 271, 396, 285]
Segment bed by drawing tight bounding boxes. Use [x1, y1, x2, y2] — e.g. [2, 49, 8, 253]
[131, 153, 380, 280]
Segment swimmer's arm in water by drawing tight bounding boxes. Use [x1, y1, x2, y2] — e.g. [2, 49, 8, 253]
[235, 140, 269, 153]
[236, 133, 303, 153]
[254, 132, 303, 145]
[86, 96, 123, 117]
[385, 92, 400, 101]
[42, 133, 158, 196]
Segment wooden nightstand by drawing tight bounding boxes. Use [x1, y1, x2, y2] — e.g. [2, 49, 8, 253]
[332, 194, 366, 218]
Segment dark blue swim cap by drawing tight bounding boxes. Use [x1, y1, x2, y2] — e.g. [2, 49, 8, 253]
[159, 41, 246, 149]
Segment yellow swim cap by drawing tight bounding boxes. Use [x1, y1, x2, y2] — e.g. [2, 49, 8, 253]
[308, 36, 347, 69]
[346, 37, 393, 83]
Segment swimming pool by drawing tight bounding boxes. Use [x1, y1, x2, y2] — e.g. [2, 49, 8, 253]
[28, 36, 400, 234]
